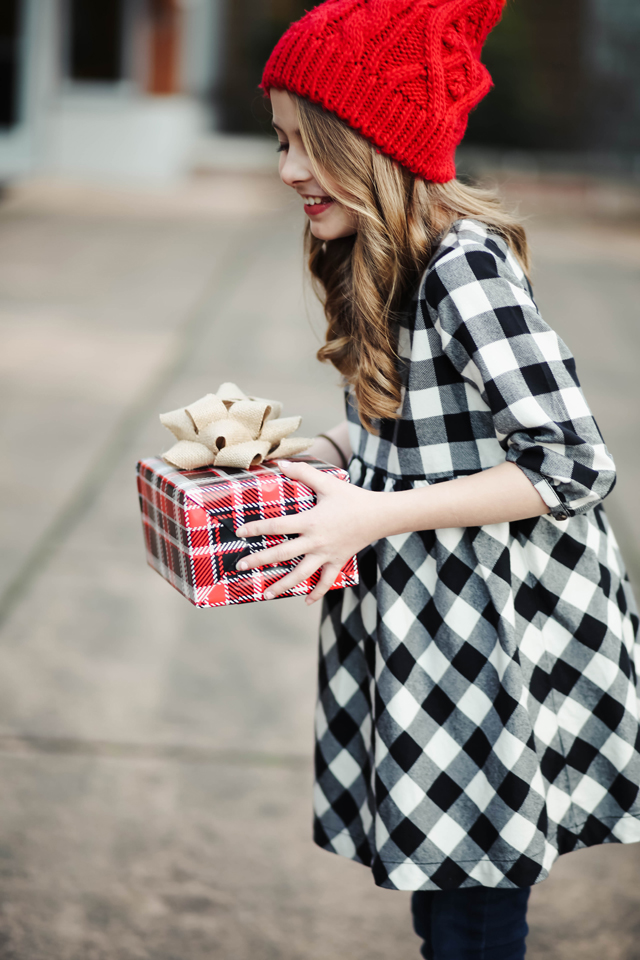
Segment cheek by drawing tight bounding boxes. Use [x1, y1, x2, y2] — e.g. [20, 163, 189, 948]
[324, 202, 357, 238]
[335, 203, 356, 227]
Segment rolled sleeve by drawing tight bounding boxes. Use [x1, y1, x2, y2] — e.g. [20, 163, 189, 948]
[424, 234, 616, 519]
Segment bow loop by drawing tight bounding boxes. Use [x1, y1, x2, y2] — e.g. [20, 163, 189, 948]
[229, 399, 272, 438]
[198, 418, 253, 451]
[185, 394, 228, 432]
[159, 407, 198, 442]
[160, 384, 312, 471]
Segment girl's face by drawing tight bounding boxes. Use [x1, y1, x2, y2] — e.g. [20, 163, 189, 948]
[270, 89, 357, 241]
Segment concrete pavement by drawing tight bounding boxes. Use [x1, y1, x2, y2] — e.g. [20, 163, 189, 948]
[0, 171, 639, 959]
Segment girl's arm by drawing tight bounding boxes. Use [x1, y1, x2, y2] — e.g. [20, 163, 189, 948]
[372, 459, 548, 536]
[304, 420, 352, 468]
[234, 457, 548, 604]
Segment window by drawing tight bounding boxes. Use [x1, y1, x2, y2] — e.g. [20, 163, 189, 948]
[0, 0, 21, 127]
[68, 0, 125, 82]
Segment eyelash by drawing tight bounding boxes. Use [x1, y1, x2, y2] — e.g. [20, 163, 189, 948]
[276, 142, 289, 153]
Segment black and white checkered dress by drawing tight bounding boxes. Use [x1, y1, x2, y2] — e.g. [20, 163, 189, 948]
[314, 219, 640, 891]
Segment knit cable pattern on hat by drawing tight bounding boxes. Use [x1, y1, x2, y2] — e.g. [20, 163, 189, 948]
[261, 0, 506, 183]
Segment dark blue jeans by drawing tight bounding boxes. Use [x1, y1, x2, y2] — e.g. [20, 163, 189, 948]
[411, 886, 530, 960]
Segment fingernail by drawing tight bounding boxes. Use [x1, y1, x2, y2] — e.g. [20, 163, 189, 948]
[237, 561, 247, 571]
[264, 591, 274, 599]
[236, 527, 246, 537]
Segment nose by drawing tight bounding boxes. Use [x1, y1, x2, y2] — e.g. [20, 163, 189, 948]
[279, 145, 311, 190]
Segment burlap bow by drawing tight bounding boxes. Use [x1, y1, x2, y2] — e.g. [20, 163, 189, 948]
[160, 383, 313, 470]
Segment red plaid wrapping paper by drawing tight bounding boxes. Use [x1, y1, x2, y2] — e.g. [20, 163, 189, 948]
[136, 456, 359, 608]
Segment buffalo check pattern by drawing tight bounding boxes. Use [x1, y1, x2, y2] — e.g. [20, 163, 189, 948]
[313, 220, 640, 891]
[137, 456, 358, 607]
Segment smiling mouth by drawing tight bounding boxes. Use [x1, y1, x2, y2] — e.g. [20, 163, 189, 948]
[302, 196, 334, 215]
[302, 195, 333, 205]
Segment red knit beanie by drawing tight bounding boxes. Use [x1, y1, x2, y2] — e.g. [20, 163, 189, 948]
[261, 0, 505, 183]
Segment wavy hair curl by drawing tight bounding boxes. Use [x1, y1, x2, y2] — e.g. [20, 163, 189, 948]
[293, 95, 531, 434]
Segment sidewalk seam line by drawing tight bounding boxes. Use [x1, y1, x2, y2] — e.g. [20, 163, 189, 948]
[0, 734, 311, 769]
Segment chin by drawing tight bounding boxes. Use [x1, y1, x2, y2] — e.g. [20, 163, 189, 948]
[310, 220, 357, 241]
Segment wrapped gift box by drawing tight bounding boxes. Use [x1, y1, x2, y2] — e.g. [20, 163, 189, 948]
[136, 456, 359, 608]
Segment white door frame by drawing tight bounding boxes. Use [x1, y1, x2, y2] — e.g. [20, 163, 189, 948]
[0, 0, 59, 179]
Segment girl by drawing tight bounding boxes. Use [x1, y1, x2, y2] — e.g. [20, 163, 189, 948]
[234, 1, 640, 956]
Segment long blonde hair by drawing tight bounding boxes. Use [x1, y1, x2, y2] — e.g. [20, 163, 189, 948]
[293, 95, 531, 434]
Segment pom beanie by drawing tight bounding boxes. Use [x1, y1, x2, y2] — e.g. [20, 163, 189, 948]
[260, 0, 506, 183]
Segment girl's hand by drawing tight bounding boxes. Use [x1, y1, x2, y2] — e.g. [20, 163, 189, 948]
[234, 460, 380, 604]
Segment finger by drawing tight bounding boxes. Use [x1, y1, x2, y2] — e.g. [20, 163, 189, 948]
[305, 563, 342, 605]
[236, 539, 309, 572]
[276, 459, 336, 496]
[236, 515, 301, 538]
[263, 555, 323, 599]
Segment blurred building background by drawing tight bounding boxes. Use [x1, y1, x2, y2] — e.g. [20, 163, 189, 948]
[1, 0, 640, 183]
[0, 0, 222, 182]
[465, 0, 640, 171]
